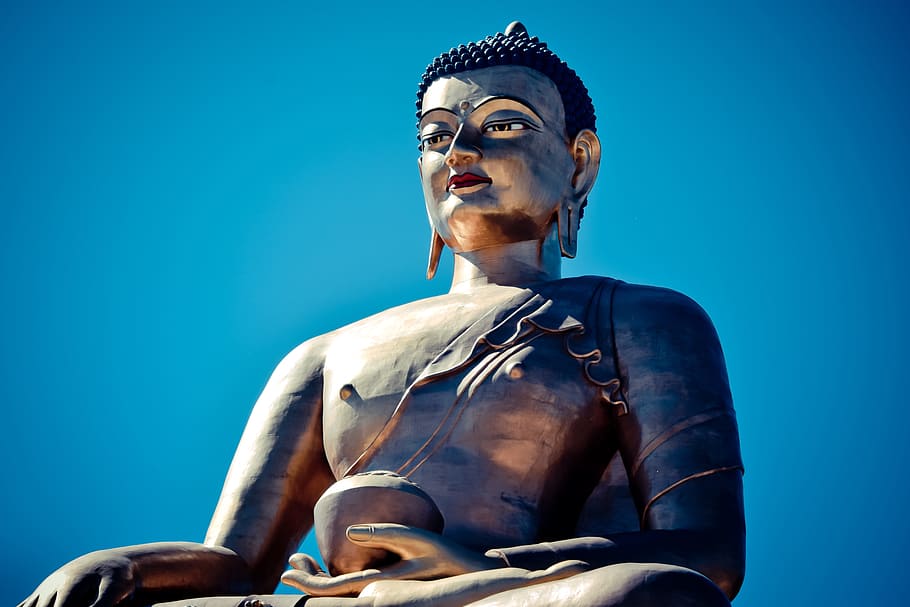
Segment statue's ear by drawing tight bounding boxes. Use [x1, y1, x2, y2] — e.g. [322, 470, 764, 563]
[570, 128, 601, 202]
[557, 129, 601, 258]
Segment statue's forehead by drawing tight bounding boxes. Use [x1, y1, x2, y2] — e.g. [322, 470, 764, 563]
[421, 66, 565, 127]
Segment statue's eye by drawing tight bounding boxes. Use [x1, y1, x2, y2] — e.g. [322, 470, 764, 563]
[484, 121, 529, 133]
[421, 132, 453, 151]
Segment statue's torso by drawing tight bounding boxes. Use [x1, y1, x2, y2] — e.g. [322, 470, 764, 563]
[320, 281, 620, 550]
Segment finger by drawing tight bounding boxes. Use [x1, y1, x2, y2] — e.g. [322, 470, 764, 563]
[526, 559, 590, 583]
[281, 567, 385, 596]
[36, 591, 57, 607]
[54, 586, 75, 607]
[17, 594, 38, 607]
[89, 576, 124, 607]
[288, 553, 326, 576]
[345, 524, 440, 558]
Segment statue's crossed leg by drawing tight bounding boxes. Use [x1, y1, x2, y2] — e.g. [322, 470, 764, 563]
[153, 562, 731, 607]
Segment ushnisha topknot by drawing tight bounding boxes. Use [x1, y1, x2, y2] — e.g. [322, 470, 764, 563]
[416, 21, 596, 140]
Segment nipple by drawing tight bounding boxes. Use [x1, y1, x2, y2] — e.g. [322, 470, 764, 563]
[506, 361, 525, 379]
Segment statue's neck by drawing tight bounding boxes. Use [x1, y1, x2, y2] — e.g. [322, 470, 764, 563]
[449, 228, 562, 294]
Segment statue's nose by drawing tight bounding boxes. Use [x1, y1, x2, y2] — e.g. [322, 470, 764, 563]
[444, 125, 482, 167]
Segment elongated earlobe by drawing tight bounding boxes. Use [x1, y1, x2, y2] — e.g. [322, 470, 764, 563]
[558, 129, 601, 258]
[556, 202, 580, 258]
[426, 229, 445, 279]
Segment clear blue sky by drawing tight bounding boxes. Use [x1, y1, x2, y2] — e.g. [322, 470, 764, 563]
[3, 2, 909, 605]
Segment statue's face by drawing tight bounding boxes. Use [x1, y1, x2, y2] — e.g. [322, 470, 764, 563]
[418, 65, 576, 252]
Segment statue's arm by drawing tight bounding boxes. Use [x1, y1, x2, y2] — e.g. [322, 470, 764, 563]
[494, 283, 745, 598]
[20, 336, 336, 607]
[204, 335, 337, 591]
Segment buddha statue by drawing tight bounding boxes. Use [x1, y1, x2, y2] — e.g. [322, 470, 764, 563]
[20, 22, 745, 607]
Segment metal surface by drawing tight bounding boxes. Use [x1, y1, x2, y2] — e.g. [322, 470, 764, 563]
[313, 472, 444, 576]
[20, 23, 744, 607]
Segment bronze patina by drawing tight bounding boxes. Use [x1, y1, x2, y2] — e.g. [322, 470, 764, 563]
[21, 22, 745, 607]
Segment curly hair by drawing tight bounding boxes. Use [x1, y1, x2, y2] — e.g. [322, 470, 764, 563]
[415, 22, 596, 139]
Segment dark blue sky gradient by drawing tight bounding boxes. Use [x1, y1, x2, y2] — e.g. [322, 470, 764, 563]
[3, 2, 909, 605]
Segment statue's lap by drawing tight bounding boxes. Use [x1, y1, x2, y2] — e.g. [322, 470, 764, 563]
[151, 562, 731, 607]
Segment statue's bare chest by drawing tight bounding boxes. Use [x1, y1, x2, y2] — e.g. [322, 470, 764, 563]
[321, 290, 510, 477]
[319, 285, 615, 547]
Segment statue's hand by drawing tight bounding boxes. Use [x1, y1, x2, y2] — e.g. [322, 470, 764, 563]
[18, 551, 135, 607]
[281, 523, 503, 597]
[288, 559, 590, 606]
[356, 561, 590, 607]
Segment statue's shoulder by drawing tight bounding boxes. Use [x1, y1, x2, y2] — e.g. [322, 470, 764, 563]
[610, 280, 715, 328]
[271, 330, 337, 384]
[606, 280, 723, 361]
[537, 275, 717, 340]
[280, 294, 451, 362]
[287, 292, 488, 368]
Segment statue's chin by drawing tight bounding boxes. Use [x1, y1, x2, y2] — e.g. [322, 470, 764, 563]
[443, 210, 549, 252]
[313, 471, 445, 576]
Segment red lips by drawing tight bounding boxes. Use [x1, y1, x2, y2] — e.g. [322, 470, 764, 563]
[447, 172, 492, 191]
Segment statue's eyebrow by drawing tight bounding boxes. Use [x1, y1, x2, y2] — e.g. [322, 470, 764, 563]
[418, 108, 457, 127]
[473, 96, 544, 123]
[419, 95, 544, 127]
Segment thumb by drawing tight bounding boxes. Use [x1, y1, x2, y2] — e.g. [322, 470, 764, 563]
[345, 524, 438, 558]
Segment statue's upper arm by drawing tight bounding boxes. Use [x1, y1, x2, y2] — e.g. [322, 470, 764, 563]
[610, 283, 744, 535]
[205, 335, 336, 590]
